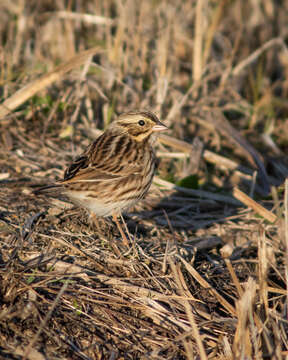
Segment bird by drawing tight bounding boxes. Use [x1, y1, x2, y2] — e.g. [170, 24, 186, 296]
[35, 110, 167, 245]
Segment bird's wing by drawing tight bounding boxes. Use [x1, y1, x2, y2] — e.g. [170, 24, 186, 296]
[62, 131, 142, 184]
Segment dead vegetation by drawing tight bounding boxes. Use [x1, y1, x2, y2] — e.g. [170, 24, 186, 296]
[0, 0, 288, 359]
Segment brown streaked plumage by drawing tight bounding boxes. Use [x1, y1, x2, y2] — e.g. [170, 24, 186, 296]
[36, 110, 167, 245]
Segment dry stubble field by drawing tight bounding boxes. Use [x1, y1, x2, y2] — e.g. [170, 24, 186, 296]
[0, 1, 288, 359]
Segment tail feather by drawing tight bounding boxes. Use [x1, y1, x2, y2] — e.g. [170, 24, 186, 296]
[33, 184, 63, 196]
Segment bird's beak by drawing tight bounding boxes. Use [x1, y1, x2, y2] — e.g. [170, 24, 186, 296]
[152, 120, 168, 132]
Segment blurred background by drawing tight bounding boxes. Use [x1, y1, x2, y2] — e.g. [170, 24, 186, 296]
[1, 0, 288, 189]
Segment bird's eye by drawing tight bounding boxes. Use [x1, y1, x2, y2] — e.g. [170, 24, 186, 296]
[138, 120, 145, 126]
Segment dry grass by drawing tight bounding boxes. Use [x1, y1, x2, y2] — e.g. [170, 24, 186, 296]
[1, 0, 288, 359]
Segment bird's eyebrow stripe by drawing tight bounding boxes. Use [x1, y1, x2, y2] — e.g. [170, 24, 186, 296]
[138, 111, 158, 122]
[118, 110, 159, 124]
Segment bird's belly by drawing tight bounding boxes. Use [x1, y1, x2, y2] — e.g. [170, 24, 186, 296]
[65, 190, 138, 217]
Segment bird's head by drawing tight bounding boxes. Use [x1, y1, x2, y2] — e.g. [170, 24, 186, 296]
[112, 110, 167, 141]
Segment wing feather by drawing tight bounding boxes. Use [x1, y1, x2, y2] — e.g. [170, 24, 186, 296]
[62, 130, 143, 184]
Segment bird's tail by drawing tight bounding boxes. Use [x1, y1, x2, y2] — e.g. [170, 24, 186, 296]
[33, 184, 63, 196]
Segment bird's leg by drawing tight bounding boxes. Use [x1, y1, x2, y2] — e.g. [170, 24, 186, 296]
[120, 213, 133, 242]
[89, 212, 102, 232]
[112, 213, 129, 246]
